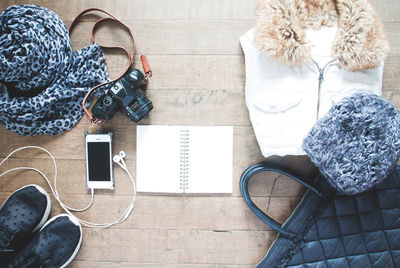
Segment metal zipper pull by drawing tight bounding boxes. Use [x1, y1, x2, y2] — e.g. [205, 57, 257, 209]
[316, 68, 324, 121]
[314, 59, 337, 120]
[319, 69, 324, 84]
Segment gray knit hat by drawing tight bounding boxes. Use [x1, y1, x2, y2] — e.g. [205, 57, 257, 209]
[303, 93, 400, 194]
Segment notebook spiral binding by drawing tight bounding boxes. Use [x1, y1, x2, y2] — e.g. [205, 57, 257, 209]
[180, 129, 190, 191]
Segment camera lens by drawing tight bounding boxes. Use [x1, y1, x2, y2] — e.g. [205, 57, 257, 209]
[122, 93, 153, 122]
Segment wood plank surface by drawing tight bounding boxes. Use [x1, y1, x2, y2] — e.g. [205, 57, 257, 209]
[0, 0, 398, 22]
[68, 20, 400, 56]
[71, 262, 253, 268]
[0, 0, 399, 267]
[71, 229, 275, 265]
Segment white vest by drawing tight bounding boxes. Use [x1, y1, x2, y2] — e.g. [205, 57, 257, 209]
[240, 28, 384, 157]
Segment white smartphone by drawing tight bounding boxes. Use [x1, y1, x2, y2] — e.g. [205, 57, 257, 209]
[85, 132, 114, 190]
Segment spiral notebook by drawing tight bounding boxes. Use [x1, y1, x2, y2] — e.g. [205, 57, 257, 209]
[136, 125, 233, 194]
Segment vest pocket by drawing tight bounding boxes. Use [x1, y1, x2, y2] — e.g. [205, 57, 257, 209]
[252, 89, 305, 114]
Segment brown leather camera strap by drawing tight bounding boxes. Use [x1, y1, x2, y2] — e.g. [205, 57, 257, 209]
[68, 8, 152, 124]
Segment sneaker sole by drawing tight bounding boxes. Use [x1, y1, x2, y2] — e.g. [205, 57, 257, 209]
[39, 214, 83, 268]
[0, 184, 51, 233]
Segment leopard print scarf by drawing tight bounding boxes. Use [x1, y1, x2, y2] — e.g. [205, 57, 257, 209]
[0, 5, 109, 135]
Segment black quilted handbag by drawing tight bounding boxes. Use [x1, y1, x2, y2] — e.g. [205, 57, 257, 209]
[240, 161, 400, 267]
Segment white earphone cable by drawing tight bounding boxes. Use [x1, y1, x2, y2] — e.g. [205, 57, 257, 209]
[0, 146, 136, 228]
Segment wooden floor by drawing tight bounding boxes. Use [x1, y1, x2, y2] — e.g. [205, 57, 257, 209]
[0, 0, 399, 267]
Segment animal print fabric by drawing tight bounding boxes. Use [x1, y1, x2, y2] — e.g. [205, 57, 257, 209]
[0, 5, 109, 135]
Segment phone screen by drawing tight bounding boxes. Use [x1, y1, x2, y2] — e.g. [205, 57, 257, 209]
[87, 142, 111, 181]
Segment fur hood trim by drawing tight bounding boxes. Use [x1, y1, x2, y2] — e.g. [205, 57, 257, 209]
[254, 0, 389, 72]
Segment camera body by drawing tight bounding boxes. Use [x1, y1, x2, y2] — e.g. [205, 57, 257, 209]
[92, 69, 153, 122]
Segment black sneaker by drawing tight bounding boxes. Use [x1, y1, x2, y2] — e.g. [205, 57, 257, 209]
[6, 214, 82, 268]
[0, 184, 51, 266]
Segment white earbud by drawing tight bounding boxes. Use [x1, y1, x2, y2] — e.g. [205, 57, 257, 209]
[119, 151, 127, 168]
[113, 151, 127, 170]
[113, 155, 121, 163]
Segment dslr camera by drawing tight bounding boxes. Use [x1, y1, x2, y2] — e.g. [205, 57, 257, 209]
[92, 69, 153, 122]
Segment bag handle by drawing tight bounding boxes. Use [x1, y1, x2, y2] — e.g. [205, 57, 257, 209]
[240, 161, 323, 239]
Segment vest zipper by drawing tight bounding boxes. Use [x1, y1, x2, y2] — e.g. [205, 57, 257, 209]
[312, 59, 338, 120]
[316, 68, 324, 120]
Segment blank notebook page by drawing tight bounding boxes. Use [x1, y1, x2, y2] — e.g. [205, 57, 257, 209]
[136, 125, 233, 194]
